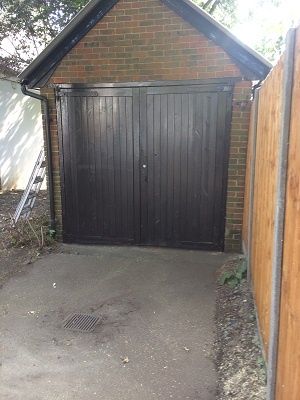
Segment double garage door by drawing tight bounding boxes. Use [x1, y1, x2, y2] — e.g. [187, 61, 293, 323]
[57, 81, 232, 250]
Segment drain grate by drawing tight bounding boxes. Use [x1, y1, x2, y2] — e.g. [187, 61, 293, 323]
[63, 314, 100, 332]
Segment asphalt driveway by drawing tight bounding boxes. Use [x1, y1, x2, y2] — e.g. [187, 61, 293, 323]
[0, 245, 228, 400]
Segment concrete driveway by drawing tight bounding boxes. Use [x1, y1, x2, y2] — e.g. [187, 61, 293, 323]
[0, 245, 228, 400]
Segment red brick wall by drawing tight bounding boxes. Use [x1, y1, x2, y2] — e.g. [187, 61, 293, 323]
[227, 82, 252, 251]
[42, 0, 252, 251]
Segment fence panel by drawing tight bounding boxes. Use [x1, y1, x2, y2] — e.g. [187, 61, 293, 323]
[250, 56, 284, 352]
[244, 25, 300, 400]
[275, 26, 300, 400]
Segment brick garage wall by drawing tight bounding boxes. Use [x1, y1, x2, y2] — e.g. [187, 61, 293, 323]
[227, 82, 251, 251]
[41, 0, 252, 252]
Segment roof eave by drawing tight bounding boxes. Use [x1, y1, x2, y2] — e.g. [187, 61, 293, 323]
[162, 0, 272, 80]
[19, 0, 118, 88]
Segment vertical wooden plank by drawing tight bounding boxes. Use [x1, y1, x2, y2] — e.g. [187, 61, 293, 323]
[173, 93, 182, 242]
[153, 95, 162, 243]
[112, 96, 122, 238]
[106, 96, 115, 238]
[125, 96, 134, 240]
[190, 93, 202, 241]
[94, 96, 103, 235]
[186, 93, 194, 242]
[77, 96, 89, 235]
[147, 94, 155, 243]
[179, 93, 189, 241]
[71, 95, 80, 237]
[132, 88, 141, 243]
[87, 96, 97, 235]
[199, 93, 209, 241]
[100, 95, 108, 237]
[119, 96, 128, 239]
[206, 93, 218, 241]
[166, 93, 175, 242]
[139, 87, 148, 244]
[160, 94, 168, 243]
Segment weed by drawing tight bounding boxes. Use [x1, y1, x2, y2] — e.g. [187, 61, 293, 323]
[219, 258, 247, 288]
[257, 356, 267, 383]
[48, 229, 56, 239]
[257, 356, 265, 369]
[5, 213, 55, 250]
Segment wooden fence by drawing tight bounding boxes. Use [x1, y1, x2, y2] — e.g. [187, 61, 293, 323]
[243, 26, 300, 400]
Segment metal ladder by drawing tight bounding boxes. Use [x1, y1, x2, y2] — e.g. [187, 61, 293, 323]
[11, 149, 46, 225]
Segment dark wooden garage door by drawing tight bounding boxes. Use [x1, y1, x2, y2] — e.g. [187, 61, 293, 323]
[57, 81, 232, 250]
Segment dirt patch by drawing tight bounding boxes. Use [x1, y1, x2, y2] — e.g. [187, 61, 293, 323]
[0, 190, 55, 285]
[215, 257, 267, 400]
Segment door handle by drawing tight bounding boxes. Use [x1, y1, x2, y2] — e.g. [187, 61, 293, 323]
[142, 163, 148, 183]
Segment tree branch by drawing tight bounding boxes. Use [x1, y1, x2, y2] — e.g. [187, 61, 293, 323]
[202, 0, 215, 9]
[209, 0, 222, 14]
[7, 38, 28, 62]
[0, 45, 28, 63]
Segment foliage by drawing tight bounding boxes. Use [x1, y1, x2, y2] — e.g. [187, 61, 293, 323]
[194, 0, 237, 28]
[255, 35, 284, 63]
[0, 0, 89, 71]
[257, 355, 267, 383]
[219, 258, 247, 288]
[48, 229, 56, 239]
[6, 213, 56, 249]
[236, 0, 287, 62]
[195, 0, 296, 63]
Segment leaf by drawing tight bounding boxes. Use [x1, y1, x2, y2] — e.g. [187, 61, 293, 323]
[219, 271, 233, 285]
[228, 277, 239, 288]
[0, 0, 89, 71]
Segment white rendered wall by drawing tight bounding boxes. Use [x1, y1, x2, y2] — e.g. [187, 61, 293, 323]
[0, 78, 44, 190]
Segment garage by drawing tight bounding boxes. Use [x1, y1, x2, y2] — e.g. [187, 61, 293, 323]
[19, 0, 270, 251]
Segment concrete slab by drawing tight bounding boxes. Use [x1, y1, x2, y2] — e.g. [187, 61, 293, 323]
[0, 245, 228, 400]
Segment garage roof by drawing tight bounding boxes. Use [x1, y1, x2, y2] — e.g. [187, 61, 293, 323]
[19, 0, 272, 88]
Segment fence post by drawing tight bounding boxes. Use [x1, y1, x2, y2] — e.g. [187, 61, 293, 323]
[247, 89, 260, 281]
[267, 28, 296, 400]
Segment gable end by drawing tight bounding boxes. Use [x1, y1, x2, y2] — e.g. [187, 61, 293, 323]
[19, 0, 271, 87]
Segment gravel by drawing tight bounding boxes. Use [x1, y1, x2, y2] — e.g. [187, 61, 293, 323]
[215, 258, 267, 400]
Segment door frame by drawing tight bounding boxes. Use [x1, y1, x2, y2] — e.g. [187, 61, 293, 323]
[56, 78, 235, 250]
